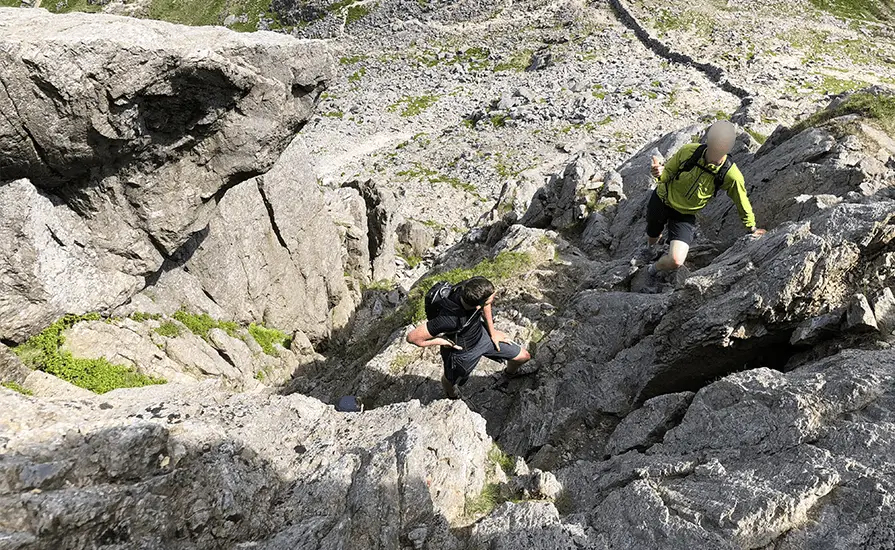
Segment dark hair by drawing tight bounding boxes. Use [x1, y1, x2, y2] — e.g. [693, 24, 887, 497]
[461, 276, 495, 307]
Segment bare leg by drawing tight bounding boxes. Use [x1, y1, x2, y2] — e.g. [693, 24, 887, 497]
[655, 240, 689, 272]
[504, 348, 532, 374]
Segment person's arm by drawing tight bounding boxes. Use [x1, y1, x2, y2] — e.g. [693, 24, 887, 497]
[652, 146, 687, 201]
[723, 169, 761, 233]
[482, 303, 508, 351]
[406, 323, 462, 349]
[658, 147, 685, 186]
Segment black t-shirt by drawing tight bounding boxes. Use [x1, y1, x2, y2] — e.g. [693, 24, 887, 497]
[426, 290, 486, 348]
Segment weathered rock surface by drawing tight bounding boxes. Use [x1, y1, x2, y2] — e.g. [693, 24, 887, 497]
[605, 391, 694, 455]
[556, 348, 895, 550]
[0, 9, 346, 342]
[0, 383, 491, 549]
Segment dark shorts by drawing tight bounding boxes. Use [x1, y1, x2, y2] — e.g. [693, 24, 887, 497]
[441, 333, 523, 385]
[646, 190, 697, 245]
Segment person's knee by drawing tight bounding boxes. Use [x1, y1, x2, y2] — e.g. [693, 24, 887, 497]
[670, 254, 686, 269]
[513, 348, 531, 363]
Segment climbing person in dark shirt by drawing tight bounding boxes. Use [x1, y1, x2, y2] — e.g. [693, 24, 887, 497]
[406, 276, 531, 399]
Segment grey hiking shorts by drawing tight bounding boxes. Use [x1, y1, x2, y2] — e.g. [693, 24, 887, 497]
[441, 332, 522, 385]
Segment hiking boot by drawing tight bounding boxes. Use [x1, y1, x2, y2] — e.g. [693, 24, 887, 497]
[633, 245, 660, 267]
[441, 374, 460, 400]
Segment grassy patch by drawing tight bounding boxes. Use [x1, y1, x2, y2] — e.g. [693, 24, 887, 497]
[654, 8, 715, 37]
[465, 483, 503, 517]
[363, 279, 398, 292]
[248, 323, 291, 356]
[329, 0, 373, 24]
[44, 0, 104, 13]
[494, 49, 533, 72]
[348, 67, 367, 83]
[396, 163, 482, 199]
[405, 252, 533, 323]
[746, 128, 768, 144]
[809, 0, 894, 21]
[323, 110, 345, 119]
[389, 351, 416, 374]
[388, 94, 440, 117]
[400, 253, 423, 268]
[1, 381, 32, 396]
[173, 310, 239, 340]
[13, 314, 165, 394]
[488, 444, 515, 475]
[154, 321, 183, 338]
[131, 312, 162, 322]
[790, 91, 895, 135]
[339, 54, 368, 65]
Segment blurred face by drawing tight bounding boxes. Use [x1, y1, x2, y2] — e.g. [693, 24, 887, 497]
[706, 121, 736, 160]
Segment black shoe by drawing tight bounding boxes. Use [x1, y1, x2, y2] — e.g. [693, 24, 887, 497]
[633, 246, 660, 267]
[441, 374, 460, 400]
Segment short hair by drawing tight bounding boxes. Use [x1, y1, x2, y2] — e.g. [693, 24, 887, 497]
[707, 120, 736, 152]
[461, 276, 495, 307]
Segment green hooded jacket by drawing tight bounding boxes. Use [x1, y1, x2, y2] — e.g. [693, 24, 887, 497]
[656, 143, 756, 229]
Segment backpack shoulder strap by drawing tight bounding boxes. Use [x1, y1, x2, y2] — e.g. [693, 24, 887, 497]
[713, 157, 735, 196]
[673, 144, 707, 182]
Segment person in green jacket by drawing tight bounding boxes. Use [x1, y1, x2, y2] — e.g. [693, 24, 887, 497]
[639, 120, 765, 291]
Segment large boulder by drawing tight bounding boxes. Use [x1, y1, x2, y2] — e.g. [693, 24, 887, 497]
[556, 348, 895, 550]
[0, 9, 344, 341]
[0, 383, 491, 549]
[700, 104, 895, 245]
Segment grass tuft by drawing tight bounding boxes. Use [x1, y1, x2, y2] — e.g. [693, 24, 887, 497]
[465, 483, 503, 517]
[2, 381, 33, 396]
[154, 321, 183, 338]
[388, 94, 440, 117]
[248, 323, 291, 356]
[173, 310, 239, 340]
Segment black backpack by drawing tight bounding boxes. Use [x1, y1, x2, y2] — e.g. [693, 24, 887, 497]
[673, 143, 734, 197]
[424, 281, 482, 333]
[424, 282, 455, 320]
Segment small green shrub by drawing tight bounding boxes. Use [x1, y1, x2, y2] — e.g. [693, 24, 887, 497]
[173, 310, 239, 340]
[401, 254, 423, 268]
[13, 314, 165, 394]
[248, 323, 291, 356]
[389, 352, 416, 374]
[154, 321, 183, 338]
[2, 381, 33, 396]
